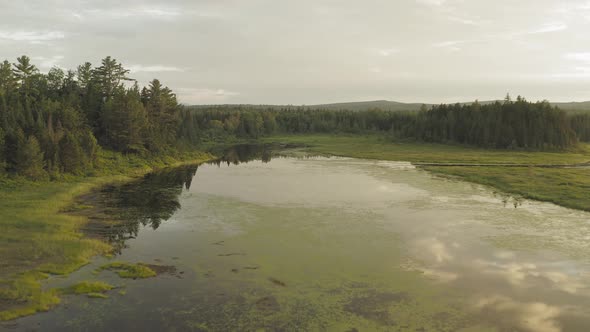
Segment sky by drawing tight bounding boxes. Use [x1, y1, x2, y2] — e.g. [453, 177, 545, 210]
[1, 0, 590, 105]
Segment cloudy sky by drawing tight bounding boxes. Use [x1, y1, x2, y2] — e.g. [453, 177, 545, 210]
[2, 0, 590, 104]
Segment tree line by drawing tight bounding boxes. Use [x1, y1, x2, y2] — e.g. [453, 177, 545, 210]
[180, 96, 583, 149]
[0, 56, 181, 179]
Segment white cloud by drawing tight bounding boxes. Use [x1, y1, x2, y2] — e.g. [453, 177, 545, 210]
[433, 40, 463, 48]
[447, 16, 479, 25]
[369, 66, 382, 73]
[81, 6, 181, 20]
[0, 31, 65, 43]
[139, 7, 181, 18]
[432, 40, 467, 52]
[128, 65, 184, 73]
[528, 22, 567, 34]
[574, 66, 590, 74]
[559, 53, 590, 78]
[377, 48, 399, 56]
[565, 52, 590, 62]
[176, 88, 240, 104]
[32, 55, 65, 69]
[416, 0, 447, 6]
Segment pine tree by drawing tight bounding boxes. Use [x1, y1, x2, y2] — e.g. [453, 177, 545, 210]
[93, 56, 132, 99]
[12, 56, 38, 84]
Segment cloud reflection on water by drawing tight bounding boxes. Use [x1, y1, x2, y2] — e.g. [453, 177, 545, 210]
[476, 295, 561, 332]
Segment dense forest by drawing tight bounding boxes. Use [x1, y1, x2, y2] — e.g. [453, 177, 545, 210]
[1, 56, 589, 180]
[0, 56, 181, 179]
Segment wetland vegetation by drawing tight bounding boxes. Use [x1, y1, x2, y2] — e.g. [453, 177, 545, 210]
[2, 55, 590, 330]
[5, 150, 590, 331]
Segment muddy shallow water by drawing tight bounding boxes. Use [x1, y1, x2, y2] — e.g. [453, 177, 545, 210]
[4, 147, 590, 331]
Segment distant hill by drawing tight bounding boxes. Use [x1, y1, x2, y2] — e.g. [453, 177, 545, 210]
[311, 100, 590, 113]
[188, 100, 590, 113]
[186, 100, 430, 112]
[551, 101, 590, 113]
[307, 100, 427, 112]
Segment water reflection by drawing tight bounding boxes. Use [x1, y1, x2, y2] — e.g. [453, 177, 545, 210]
[89, 165, 198, 253]
[407, 234, 590, 331]
[476, 295, 561, 332]
[207, 143, 304, 166]
[82, 144, 281, 253]
[492, 191, 523, 208]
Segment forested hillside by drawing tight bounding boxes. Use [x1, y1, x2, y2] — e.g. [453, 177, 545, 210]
[0, 56, 181, 179]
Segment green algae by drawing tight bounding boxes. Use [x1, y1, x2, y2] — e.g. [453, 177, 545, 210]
[97, 262, 157, 279]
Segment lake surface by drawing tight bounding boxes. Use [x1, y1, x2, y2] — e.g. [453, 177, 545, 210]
[5, 146, 590, 331]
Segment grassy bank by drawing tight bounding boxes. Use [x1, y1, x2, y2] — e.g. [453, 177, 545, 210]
[0, 148, 213, 321]
[263, 134, 590, 211]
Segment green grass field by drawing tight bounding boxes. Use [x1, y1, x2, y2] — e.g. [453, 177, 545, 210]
[264, 134, 590, 211]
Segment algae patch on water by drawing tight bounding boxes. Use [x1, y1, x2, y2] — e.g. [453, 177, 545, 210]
[59, 281, 114, 299]
[97, 262, 178, 279]
[97, 262, 157, 279]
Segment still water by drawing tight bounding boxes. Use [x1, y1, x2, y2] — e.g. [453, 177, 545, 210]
[6, 146, 590, 331]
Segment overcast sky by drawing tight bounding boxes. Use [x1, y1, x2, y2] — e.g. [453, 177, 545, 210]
[2, 0, 590, 105]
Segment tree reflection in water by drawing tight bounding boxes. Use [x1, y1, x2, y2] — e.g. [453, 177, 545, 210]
[84, 144, 279, 253]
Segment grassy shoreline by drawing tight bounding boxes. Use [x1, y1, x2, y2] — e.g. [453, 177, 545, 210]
[0, 149, 214, 321]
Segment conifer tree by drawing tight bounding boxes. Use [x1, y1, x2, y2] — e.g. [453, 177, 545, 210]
[16, 136, 46, 179]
